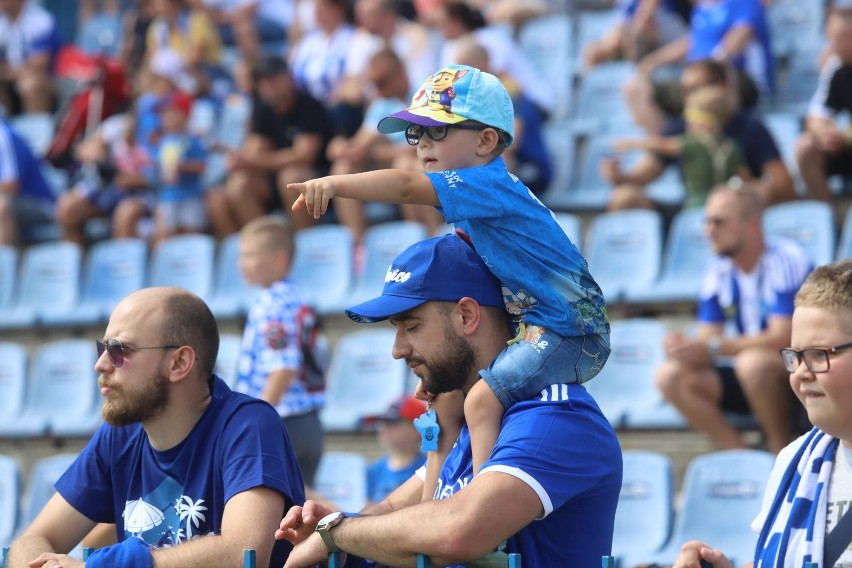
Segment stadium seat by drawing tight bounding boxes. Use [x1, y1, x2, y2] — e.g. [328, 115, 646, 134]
[0, 455, 20, 548]
[518, 14, 574, 120]
[573, 61, 637, 134]
[642, 449, 775, 568]
[42, 238, 147, 326]
[313, 452, 368, 513]
[0, 343, 31, 438]
[149, 233, 216, 300]
[344, 221, 428, 309]
[202, 94, 253, 186]
[290, 224, 355, 315]
[76, 13, 123, 57]
[41, 164, 70, 198]
[763, 113, 801, 178]
[584, 319, 686, 429]
[767, 0, 825, 58]
[613, 451, 674, 568]
[627, 207, 711, 304]
[0, 241, 83, 329]
[10, 112, 55, 156]
[187, 98, 218, 139]
[554, 212, 582, 248]
[0, 245, 17, 310]
[541, 122, 577, 208]
[209, 233, 259, 319]
[763, 200, 836, 266]
[20, 453, 80, 531]
[215, 333, 243, 390]
[576, 9, 620, 67]
[562, 130, 645, 210]
[1, 339, 100, 438]
[773, 42, 823, 117]
[839, 206, 852, 260]
[320, 329, 411, 432]
[584, 209, 663, 302]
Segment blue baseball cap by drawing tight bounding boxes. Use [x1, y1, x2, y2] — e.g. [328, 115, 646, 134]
[377, 65, 515, 147]
[346, 234, 505, 323]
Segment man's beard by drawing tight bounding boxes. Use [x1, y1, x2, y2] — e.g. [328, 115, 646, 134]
[409, 323, 478, 394]
[101, 371, 170, 427]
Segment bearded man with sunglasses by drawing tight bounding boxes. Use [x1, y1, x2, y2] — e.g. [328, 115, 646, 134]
[9, 286, 306, 568]
[655, 183, 812, 454]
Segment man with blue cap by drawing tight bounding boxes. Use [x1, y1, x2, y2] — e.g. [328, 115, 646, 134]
[275, 234, 622, 568]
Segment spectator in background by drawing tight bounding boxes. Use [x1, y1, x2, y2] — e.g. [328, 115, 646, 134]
[626, 0, 774, 135]
[288, 0, 362, 136]
[795, 8, 852, 214]
[236, 215, 328, 491]
[121, 0, 156, 81]
[149, 91, 207, 244]
[453, 38, 552, 197]
[655, 184, 812, 455]
[673, 259, 852, 568]
[55, 112, 154, 245]
[196, 0, 291, 65]
[583, 0, 689, 71]
[328, 48, 443, 245]
[601, 58, 795, 212]
[7, 286, 305, 568]
[0, 117, 53, 245]
[217, 56, 332, 232]
[0, 0, 63, 115]
[361, 395, 428, 507]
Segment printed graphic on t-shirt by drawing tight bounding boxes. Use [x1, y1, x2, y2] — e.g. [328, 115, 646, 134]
[121, 476, 211, 547]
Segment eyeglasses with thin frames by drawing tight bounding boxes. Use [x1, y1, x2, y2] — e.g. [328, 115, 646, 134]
[779, 342, 852, 373]
[404, 124, 486, 146]
[97, 338, 182, 368]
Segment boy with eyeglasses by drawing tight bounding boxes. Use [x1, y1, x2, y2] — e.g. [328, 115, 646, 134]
[673, 259, 852, 568]
[287, 64, 610, 500]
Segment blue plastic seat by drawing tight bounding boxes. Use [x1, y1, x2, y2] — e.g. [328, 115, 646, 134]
[0, 245, 17, 310]
[215, 333, 243, 390]
[10, 113, 55, 156]
[767, 0, 824, 58]
[518, 14, 574, 120]
[774, 43, 823, 116]
[20, 454, 80, 532]
[762, 113, 802, 175]
[0, 454, 21, 548]
[202, 94, 253, 186]
[319, 329, 411, 432]
[208, 233, 259, 319]
[643, 449, 775, 568]
[627, 207, 711, 304]
[149, 233, 216, 300]
[585, 209, 663, 302]
[613, 451, 674, 568]
[584, 319, 686, 429]
[43, 238, 147, 326]
[290, 224, 355, 315]
[0, 343, 32, 438]
[187, 98, 218, 140]
[313, 452, 368, 512]
[541, 122, 577, 209]
[573, 61, 637, 134]
[839, 207, 852, 260]
[0, 241, 83, 329]
[2, 339, 100, 438]
[763, 200, 836, 266]
[76, 13, 123, 57]
[554, 212, 582, 249]
[342, 221, 427, 309]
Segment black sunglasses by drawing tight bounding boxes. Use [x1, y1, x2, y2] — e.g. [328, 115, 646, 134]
[404, 124, 486, 146]
[97, 339, 182, 368]
[779, 342, 852, 373]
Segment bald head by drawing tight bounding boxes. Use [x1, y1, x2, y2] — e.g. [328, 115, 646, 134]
[453, 38, 490, 69]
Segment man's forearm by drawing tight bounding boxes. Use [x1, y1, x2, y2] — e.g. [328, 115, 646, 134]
[9, 535, 60, 567]
[149, 534, 271, 568]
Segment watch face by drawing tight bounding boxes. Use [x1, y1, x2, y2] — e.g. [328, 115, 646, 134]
[319, 512, 344, 528]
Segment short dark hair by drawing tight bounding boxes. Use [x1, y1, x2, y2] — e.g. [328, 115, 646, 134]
[444, 2, 486, 31]
[160, 292, 220, 379]
[252, 56, 288, 81]
[686, 59, 729, 87]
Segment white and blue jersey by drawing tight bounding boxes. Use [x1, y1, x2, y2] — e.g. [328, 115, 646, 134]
[428, 156, 609, 337]
[434, 383, 622, 566]
[237, 279, 325, 418]
[55, 376, 305, 568]
[0, 2, 62, 70]
[0, 119, 53, 202]
[698, 238, 812, 335]
[688, 0, 775, 94]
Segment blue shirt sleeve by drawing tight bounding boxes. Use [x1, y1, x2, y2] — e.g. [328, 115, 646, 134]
[727, 0, 763, 30]
[55, 425, 123, 523]
[427, 160, 509, 222]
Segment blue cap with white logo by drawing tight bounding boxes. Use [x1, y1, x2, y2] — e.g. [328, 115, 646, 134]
[345, 234, 505, 323]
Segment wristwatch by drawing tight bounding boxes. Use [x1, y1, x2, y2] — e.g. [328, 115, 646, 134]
[316, 511, 352, 553]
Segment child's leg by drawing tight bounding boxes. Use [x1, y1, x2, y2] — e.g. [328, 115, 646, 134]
[464, 378, 504, 476]
[419, 386, 464, 502]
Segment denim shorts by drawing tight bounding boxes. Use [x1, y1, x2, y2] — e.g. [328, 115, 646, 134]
[480, 325, 611, 408]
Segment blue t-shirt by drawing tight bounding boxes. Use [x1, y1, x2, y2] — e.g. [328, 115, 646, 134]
[435, 383, 623, 567]
[55, 376, 305, 568]
[155, 132, 207, 202]
[428, 157, 609, 337]
[698, 239, 812, 336]
[0, 119, 53, 202]
[367, 453, 427, 504]
[688, 0, 775, 94]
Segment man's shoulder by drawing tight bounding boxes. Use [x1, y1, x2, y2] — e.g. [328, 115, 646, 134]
[502, 385, 611, 432]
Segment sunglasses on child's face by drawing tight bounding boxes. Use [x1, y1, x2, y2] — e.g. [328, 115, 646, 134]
[96, 338, 181, 368]
[404, 124, 486, 146]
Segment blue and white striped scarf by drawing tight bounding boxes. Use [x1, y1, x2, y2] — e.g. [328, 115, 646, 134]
[755, 428, 840, 568]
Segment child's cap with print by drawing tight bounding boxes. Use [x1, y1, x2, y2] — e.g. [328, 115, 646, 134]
[377, 64, 515, 146]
